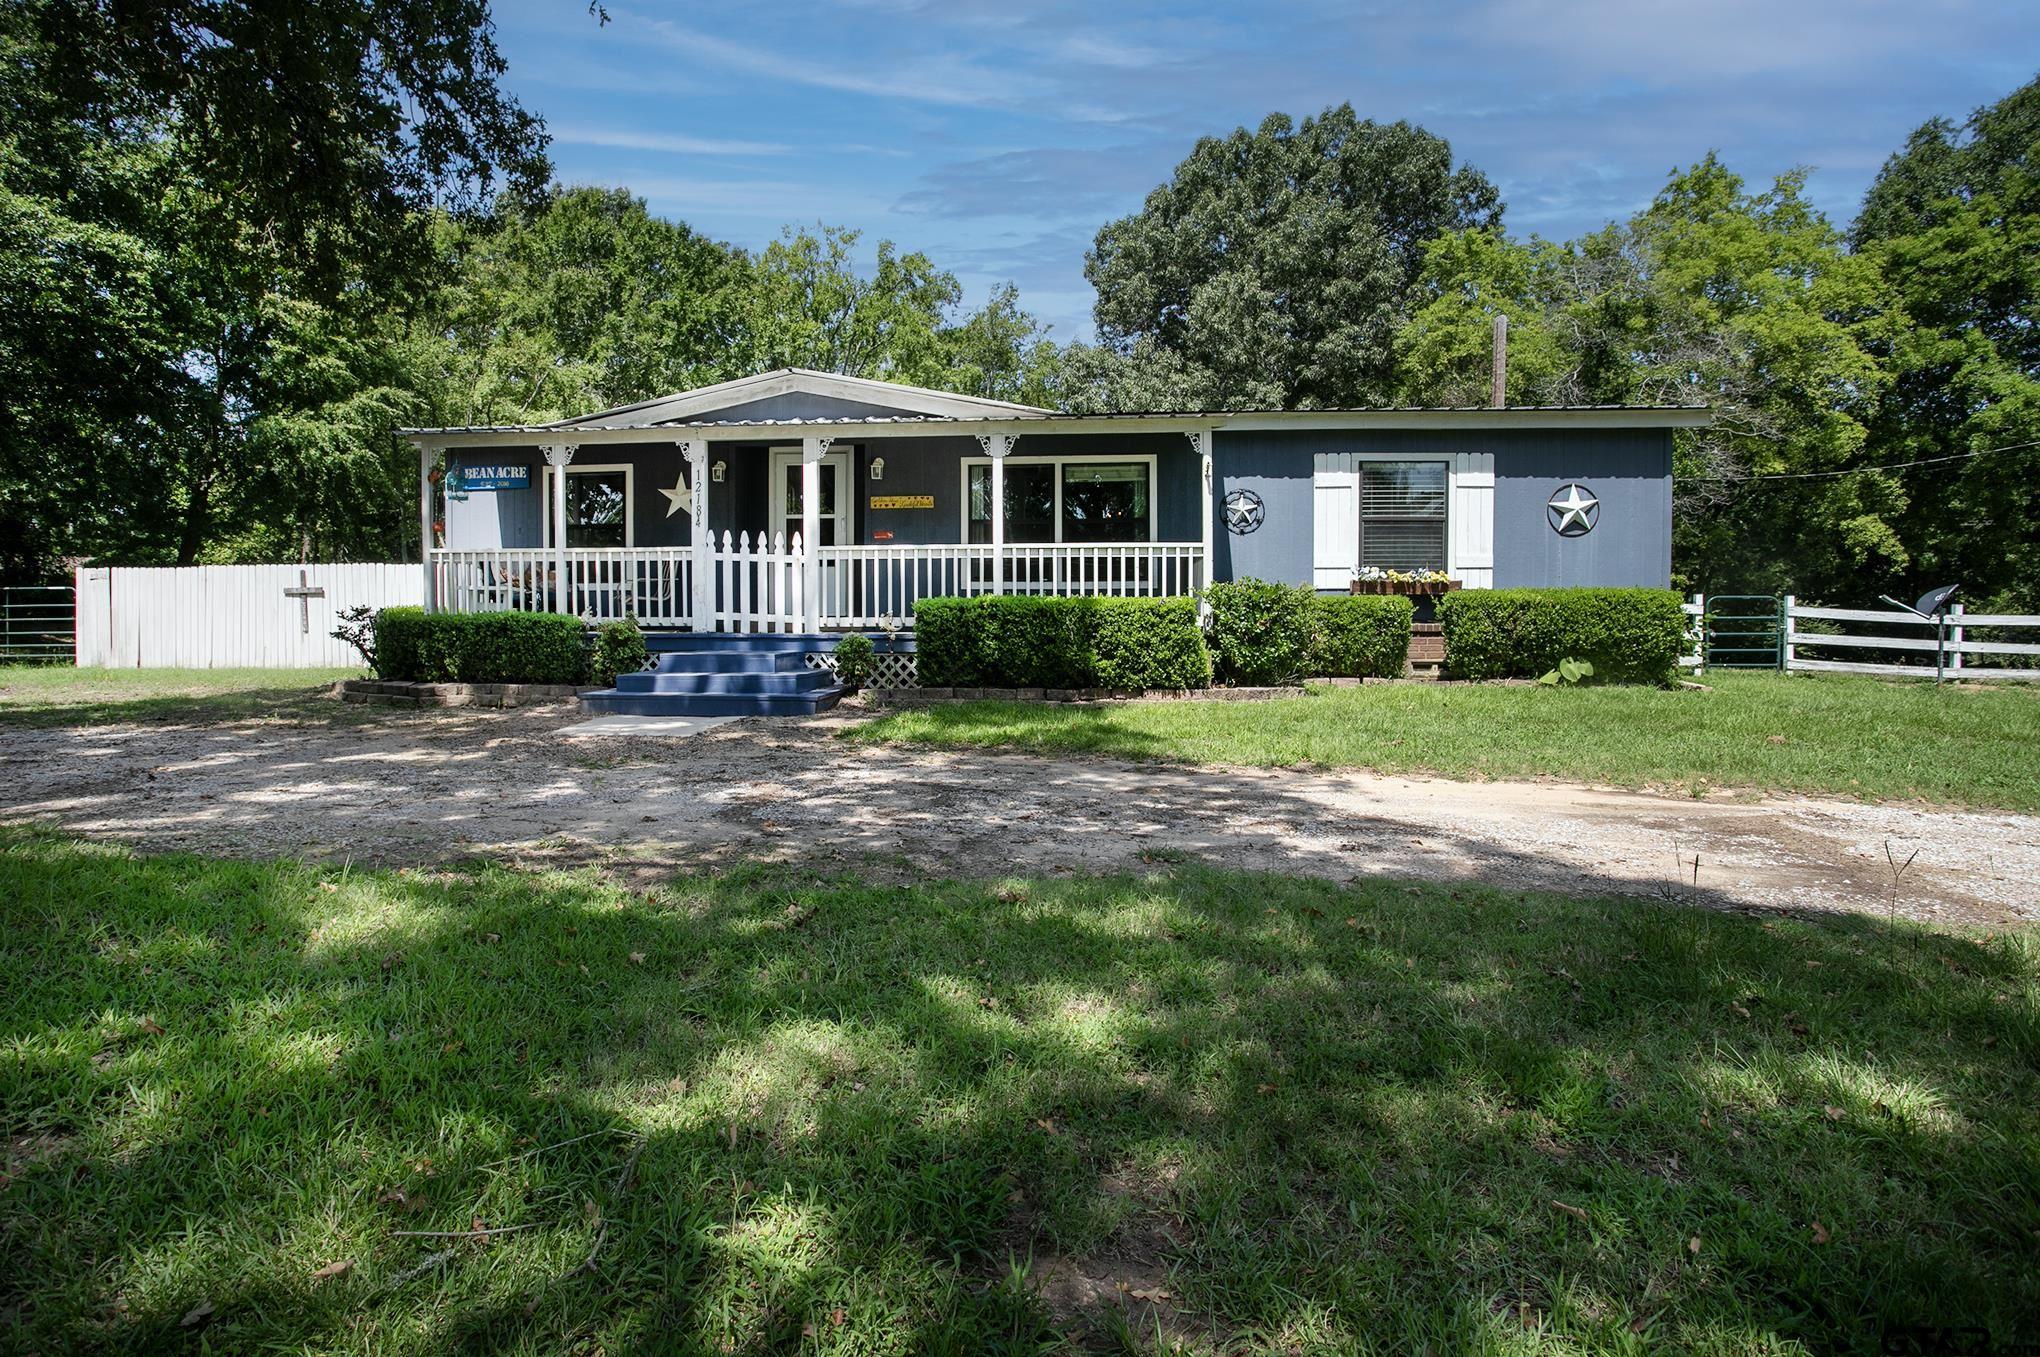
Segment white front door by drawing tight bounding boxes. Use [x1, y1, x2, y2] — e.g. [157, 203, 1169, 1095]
[769, 447, 853, 618]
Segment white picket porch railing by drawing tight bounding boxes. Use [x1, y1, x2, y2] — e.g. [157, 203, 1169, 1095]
[432, 548, 695, 626]
[712, 531, 806, 633]
[429, 541, 1207, 631]
[814, 542, 1205, 627]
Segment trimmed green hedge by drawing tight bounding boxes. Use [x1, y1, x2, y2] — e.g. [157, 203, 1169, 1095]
[1092, 598, 1212, 690]
[1312, 595, 1415, 680]
[1436, 588, 1685, 684]
[914, 596, 1211, 690]
[1205, 580, 1413, 683]
[372, 608, 586, 684]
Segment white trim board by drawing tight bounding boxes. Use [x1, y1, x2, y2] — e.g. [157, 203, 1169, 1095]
[555, 367, 1051, 428]
[541, 462, 636, 547]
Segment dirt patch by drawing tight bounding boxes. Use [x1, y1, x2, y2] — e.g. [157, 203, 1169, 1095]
[0, 700, 2035, 927]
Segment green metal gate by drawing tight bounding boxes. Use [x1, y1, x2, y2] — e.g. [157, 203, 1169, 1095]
[1704, 595, 1783, 669]
[1, 585, 74, 664]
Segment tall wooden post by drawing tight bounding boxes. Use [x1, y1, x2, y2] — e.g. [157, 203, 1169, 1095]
[1491, 313, 1509, 408]
[544, 443, 575, 616]
[801, 436, 826, 631]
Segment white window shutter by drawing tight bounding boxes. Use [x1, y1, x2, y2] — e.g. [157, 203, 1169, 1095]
[1450, 452, 1495, 589]
[1312, 453, 1358, 589]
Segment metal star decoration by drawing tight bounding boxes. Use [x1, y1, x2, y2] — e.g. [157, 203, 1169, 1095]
[658, 470, 692, 519]
[1223, 488, 1265, 535]
[1546, 483, 1599, 537]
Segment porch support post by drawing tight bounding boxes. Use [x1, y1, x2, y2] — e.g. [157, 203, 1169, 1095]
[682, 439, 709, 630]
[977, 434, 1015, 595]
[418, 445, 437, 613]
[800, 436, 828, 631]
[1189, 429, 1213, 606]
[543, 442, 575, 616]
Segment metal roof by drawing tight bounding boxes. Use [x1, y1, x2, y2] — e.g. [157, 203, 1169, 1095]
[402, 404, 1712, 439]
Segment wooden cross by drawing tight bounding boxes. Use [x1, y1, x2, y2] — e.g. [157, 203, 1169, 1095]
[283, 569, 326, 634]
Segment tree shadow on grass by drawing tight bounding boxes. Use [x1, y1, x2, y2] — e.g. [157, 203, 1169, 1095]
[1, 830, 2036, 1354]
[0, 682, 366, 731]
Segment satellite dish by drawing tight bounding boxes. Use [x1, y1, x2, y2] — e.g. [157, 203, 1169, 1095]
[1880, 584, 1961, 620]
[1913, 584, 1960, 618]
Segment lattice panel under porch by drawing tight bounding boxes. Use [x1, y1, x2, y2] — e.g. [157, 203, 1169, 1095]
[805, 650, 919, 688]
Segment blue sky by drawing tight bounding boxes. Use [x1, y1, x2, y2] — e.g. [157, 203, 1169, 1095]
[493, 0, 2035, 341]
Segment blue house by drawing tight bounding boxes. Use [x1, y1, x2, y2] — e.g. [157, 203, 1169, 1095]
[402, 369, 1704, 710]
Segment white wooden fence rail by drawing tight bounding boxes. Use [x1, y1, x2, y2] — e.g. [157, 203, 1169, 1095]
[1783, 596, 2040, 680]
[74, 563, 421, 668]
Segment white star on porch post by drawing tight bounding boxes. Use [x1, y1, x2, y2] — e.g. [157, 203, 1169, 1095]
[658, 470, 693, 519]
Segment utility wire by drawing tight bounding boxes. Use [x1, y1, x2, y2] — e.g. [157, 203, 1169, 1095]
[1687, 438, 2040, 484]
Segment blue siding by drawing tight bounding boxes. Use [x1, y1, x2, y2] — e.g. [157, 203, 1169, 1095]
[1493, 431, 1671, 588]
[1213, 427, 1672, 589]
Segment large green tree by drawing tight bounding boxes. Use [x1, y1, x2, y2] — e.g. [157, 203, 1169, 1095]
[0, 0, 552, 578]
[1399, 157, 1893, 599]
[1853, 75, 2040, 608]
[1083, 105, 1501, 410]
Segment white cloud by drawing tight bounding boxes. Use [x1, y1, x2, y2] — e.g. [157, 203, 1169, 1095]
[551, 126, 791, 156]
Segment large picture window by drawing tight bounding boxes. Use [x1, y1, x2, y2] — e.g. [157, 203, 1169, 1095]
[965, 457, 1154, 544]
[542, 464, 633, 548]
[1358, 461, 1446, 571]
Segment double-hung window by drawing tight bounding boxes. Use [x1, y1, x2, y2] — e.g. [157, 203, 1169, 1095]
[1357, 461, 1446, 572]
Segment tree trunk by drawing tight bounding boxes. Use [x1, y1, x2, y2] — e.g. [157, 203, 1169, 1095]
[175, 475, 212, 566]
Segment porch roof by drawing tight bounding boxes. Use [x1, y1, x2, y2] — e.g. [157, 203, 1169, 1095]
[401, 403, 1713, 449]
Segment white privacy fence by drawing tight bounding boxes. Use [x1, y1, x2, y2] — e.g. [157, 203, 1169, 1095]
[75, 563, 421, 668]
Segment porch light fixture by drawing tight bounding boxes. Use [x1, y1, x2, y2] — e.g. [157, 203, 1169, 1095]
[868, 456, 885, 481]
[711, 460, 726, 483]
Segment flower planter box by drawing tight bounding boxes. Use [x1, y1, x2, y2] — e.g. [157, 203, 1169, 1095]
[1349, 579, 1462, 597]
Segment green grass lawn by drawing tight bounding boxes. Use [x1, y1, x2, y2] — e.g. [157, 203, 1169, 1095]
[3, 829, 2035, 1354]
[852, 671, 2040, 811]
[0, 665, 361, 727]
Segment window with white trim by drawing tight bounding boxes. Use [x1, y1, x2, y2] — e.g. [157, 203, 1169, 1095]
[541, 464, 633, 547]
[963, 456, 1154, 544]
[1358, 461, 1447, 571]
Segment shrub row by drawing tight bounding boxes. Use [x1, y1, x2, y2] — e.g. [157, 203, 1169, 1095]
[373, 608, 587, 684]
[1204, 580, 1413, 685]
[915, 596, 1211, 690]
[1436, 587, 1685, 684]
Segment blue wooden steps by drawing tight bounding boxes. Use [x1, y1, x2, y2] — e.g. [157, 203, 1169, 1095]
[579, 633, 849, 717]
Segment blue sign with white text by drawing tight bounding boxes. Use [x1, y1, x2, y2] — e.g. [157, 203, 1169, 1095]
[453, 464, 530, 493]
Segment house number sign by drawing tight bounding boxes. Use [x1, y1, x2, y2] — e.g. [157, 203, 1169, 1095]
[870, 494, 934, 510]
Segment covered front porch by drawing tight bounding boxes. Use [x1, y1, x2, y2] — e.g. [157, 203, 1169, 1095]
[421, 426, 1214, 631]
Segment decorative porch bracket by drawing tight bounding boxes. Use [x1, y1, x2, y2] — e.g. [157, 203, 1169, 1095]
[680, 439, 708, 627]
[975, 434, 1017, 596]
[541, 443, 577, 617]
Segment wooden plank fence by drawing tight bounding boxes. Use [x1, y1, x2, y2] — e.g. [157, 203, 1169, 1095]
[1686, 594, 2040, 681]
[74, 564, 422, 668]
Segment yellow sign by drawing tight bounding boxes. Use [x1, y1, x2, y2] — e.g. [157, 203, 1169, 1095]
[870, 494, 934, 510]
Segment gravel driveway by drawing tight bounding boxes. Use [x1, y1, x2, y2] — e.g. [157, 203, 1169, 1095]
[2, 700, 2034, 927]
